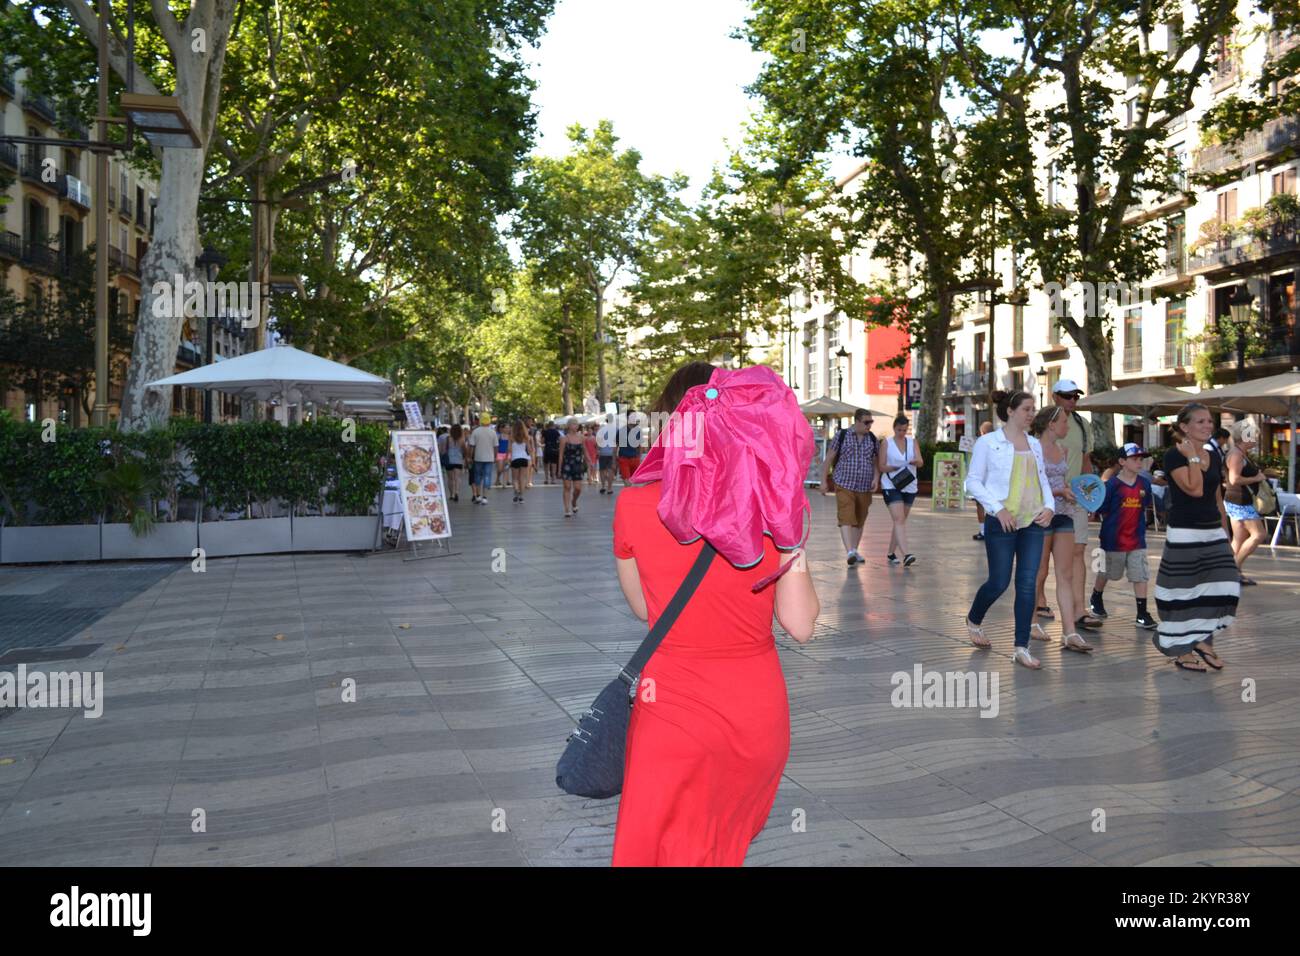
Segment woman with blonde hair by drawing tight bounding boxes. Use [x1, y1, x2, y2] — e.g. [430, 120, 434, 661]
[1225, 420, 1267, 586]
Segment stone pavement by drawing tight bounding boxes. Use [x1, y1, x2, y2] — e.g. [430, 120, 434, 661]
[0, 482, 1298, 866]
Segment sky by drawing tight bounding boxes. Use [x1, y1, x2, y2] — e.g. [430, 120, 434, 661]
[523, 0, 769, 204]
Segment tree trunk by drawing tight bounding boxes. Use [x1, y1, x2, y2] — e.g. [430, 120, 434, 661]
[913, 298, 952, 444]
[119, 148, 206, 430]
[1079, 316, 1116, 448]
[593, 284, 608, 404]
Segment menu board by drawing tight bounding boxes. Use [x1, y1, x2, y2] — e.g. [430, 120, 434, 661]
[931, 452, 967, 511]
[391, 430, 452, 541]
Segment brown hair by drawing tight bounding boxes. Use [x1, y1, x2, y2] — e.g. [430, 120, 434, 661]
[1176, 402, 1210, 427]
[990, 389, 1033, 422]
[511, 421, 527, 443]
[650, 361, 716, 416]
[450, 423, 462, 441]
[1029, 405, 1062, 437]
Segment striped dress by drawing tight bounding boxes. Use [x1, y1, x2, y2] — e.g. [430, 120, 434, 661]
[1153, 445, 1239, 656]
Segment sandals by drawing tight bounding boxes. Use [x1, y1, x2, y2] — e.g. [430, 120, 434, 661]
[1036, 606, 1054, 620]
[1061, 632, 1094, 654]
[1075, 615, 1103, 630]
[1239, 575, 1257, 586]
[966, 619, 991, 649]
[1012, 647, 1042, 669]
[1030, 622, 1049, 642]
[1173, 655, 1208, 672]
[1193, 643, 1225, 670]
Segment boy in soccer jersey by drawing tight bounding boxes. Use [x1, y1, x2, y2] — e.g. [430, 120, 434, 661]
[1089, 443, 1158, 630]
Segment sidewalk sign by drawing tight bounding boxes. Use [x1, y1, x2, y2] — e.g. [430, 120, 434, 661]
[391, 431, 452, 552]
[402, 402, 424, 430]
[932, 452, 967, 511]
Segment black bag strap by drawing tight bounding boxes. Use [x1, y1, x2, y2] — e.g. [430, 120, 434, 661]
[619, 542, 716, 686]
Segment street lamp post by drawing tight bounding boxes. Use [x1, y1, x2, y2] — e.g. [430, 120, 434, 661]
[195, 246, 228, 423]
[1228, 284, 1254, 385]
[1036, 366, 1049, 408]
[834, 346, 849, 402]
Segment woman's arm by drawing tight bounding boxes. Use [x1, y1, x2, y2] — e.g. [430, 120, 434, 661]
[1169, 442, 1205, 497]
[773, 549, 818, 643]
[964, 437, 1001, 516]
[616, 557, 648, 622]
[910, 439, 923, 468]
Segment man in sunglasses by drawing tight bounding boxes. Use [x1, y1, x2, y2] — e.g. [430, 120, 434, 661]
[823, 408, 880, 566]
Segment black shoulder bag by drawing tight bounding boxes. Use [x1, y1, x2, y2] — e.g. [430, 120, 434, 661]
[555, 542, 717, 799]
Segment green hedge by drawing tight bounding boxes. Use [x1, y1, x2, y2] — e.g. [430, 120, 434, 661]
[0, 413, 388, 526]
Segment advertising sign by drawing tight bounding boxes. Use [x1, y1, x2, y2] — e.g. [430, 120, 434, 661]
[931, 452, 967, 511]
[391, 430, 452, 541]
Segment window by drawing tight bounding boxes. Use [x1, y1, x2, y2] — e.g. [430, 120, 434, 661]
[1125, 98, 1137, 128]
[1166, 213, 1186, 271]
[974, 332, 986, 372]
[1167, 15, 1183, 61]
[1213, 34, 1234, 77]
[1268, 272, 1297, 344]
[1165, 297, 1187, 367]
[1273, 168, 1297, 195]
[826, 317, 839, 350]
[1048, 314, 1061, 345]
[1012, 301, 1024, 352]
[1170, 144, 1187, 190]
[1217, 188, 1237, 223]
[946, 341, 956, 379]
[1124, 307, 1143, 372]
[806, 360, 819, 397]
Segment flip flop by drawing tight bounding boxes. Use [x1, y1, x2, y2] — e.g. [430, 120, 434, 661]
[1036, 606, 1055, 620]
[1173, 656, 1208, 672]
[1061, 633, 1094, 654]
[1193, 643, 1225, 670]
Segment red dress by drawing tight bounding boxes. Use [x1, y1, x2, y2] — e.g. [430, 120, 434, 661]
[611, 482, 790, 866]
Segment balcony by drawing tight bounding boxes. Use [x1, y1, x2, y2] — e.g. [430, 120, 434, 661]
[107, 186, 116, 209]
[0, 231, 21, 261]
[944, 369, 988, 395]
[20, 240, 61, 275]
[1123, 344, 1144, 373]
[1150, 245, 1190, 287]
[1193, 114, 1300, 177]
[107, 246, 139, 276]
[0, 141, 17, 171]
[1163, 337, 1198, 369]
[57, 109, 88, 141]
[119, 195, 134, 220]
[1268, 29, 1299, 61]
[1197, 330, 1300, 369]
[18, 151, 58, 192]
[58, 174, 91, 210]
[20, 89, 57, 123]
[1188, 216, 1300, 276]
[0, 69, 14, 98]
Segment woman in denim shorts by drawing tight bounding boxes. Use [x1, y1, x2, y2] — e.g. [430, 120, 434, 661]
[1029, 407, 1092, 652]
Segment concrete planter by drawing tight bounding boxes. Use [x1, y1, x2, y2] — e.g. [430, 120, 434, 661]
[291, 516, 379, 552]
[198, 517, 293, 557]
[102, 521, 199, 560]
[1, 523, 101, 564]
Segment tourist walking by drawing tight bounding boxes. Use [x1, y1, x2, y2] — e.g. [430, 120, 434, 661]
[822, 409, 878, 566]
[559, 421, 588, 516]
[583, 424, 599, 485]
[509, 421, 532, 503]
[1029, 406, 1092, 652]
[1049, 379, 1103, 632]
[1153, 404, 1238, 671]
[597, 416, 616, 494]
[1224, 422, 1268, 586]
[964, 391, 1056, 669]
[617, 416, 643, 484]
[612, 361, 819, 866]
[1089, 443, 1158, 630]
[467, 417, 498, 505]
[542, 421, 562, 484]
[445, 423, 466, 502]
[495, 424, 510, 488]
[878, 414, 923, 567]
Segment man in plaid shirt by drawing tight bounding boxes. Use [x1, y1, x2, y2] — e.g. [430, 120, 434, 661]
[821, 409, 880, 566]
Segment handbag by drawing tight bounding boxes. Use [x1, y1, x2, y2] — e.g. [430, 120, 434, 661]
[555, 542, 717, 799]
[1254, 477, 1278, 517]
[889, 466, 916, 491]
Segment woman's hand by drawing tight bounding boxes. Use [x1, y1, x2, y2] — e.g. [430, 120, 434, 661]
[995, 508, 1017, 532]
[1059, 486, 1077, 503]
[1031, 508, 1053, 528]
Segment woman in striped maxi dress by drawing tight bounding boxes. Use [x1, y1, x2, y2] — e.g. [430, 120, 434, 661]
[1153, 403, 1238, 671]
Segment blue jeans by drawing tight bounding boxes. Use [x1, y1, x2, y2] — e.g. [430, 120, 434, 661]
[472, 460, 494, 488]
[968, 517, 1047, 647]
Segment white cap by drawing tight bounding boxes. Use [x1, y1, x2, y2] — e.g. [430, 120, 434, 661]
[1052, 378, 1083, 396]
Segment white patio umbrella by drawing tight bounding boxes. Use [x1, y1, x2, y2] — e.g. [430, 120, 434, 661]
[145, 344, 392, 411]
[799, 395, 872, 417]
[1195, 368, 1300, 493]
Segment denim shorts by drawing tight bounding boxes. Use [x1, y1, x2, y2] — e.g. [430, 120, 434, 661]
[1049, 511, 1075, 532]
[882, 488, 916, 506]
[1225, 501, 1260, 521]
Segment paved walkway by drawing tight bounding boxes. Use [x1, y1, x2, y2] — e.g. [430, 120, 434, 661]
[1, 483, 1298, 866]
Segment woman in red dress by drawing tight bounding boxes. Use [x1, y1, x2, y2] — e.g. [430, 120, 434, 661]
[611, 362, 820, 866]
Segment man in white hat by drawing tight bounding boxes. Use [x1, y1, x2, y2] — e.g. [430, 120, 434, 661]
[1046, 379, 1103, 631]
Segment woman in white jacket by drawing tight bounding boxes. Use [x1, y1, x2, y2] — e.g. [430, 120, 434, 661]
[964, 390, 1057, 669]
